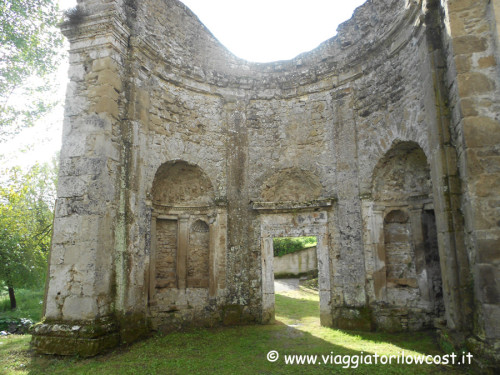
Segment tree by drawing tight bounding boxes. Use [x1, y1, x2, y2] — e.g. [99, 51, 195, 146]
[0, 161, 57, 309]
[0, 0, 64, 137]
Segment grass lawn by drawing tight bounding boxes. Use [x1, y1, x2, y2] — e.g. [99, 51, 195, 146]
[0, 289, 45, 323]
[0, 286, 473, 374]
[0, 289, 45, 333]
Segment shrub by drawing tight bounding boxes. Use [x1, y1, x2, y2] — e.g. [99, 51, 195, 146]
[273, 236, 316, 257]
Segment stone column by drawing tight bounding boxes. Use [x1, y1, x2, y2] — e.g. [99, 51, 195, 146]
[177, 215, 190, 289]
[261, 237, 275, 323]
[31, 0, 131, 357]
[440, 0, 500, 362]
[149, 213, 158, 304]
[331, 88, 369, 330]
[372, 206, 387, 302]
[208, 214, 217, 297]
[421, 0, 472, 333]
[361, 201, 387, 303]
[409, 206, 430, 303]
[317, 231, 332, 326]
[216, 208, 228, 291]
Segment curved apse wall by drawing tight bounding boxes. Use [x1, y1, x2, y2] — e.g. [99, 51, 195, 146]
[126, 0, 440, 328]
[131, 0, 432, 201]
[37, 0, 492, 359]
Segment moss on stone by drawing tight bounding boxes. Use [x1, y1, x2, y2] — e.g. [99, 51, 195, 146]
[31, 317, 123, 357]
[332, 306, 374, 331]
[222, 304, 245, 325]
[116, 312, 151, 345]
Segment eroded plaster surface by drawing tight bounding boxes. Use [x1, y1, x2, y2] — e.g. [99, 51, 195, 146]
[31, 0, 500, 368]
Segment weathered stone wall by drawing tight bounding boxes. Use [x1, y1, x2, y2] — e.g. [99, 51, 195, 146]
[273, 246, 318, 279]
[155, 219, 177, 289]
[437, 0, 500, 365]
[187, 220, 210, 288]
[32, 0, 500, 368]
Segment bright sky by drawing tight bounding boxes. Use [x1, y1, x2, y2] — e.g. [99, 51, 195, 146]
[180, 0, 366, 62]
[1, 0, 366, 169]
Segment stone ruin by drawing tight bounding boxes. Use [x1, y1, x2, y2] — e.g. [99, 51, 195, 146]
[31, 0, 500, 369]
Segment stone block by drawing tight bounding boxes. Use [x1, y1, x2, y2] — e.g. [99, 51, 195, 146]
[467, 201, 500, 229]
[474, 174, 500, 197]
[448, 13, 465, 36]
[68, 64, 86, 82]
[52, 215, 100, 244]
[31, 319, 120, 357]
[62, 296, 98, 320]
[465, 148, 485, 177]
[64, 93, 89, 117]
[457, 73, 495, 97]
[447, 0, 481, 12]
[482, 304, 500, 340]
[89, 84, 119, 101]
[63, 242, 95, 266]
[454, 55, 471, 73]
[452, 35, 488, 55]
[332, 307, 373, 331]
[91, 97, 119, 118]
[97, 70, 122, 91]
[375, 314, 404, 332]
[57, 175, 88, 198]
[92, 56, 117, 72]
[475, 264, 500, 304]
[478, 55, 497, 69]
[477, 238, 500, 263]
[60, 137, 87, 158]
[463, 116, 500, 148]
[460, 98, 479, 117]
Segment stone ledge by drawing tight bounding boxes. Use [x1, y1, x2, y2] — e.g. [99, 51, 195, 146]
[31, 333, 120, 357]
[251, 198, 335, 212]
[31, 318, 120, 357]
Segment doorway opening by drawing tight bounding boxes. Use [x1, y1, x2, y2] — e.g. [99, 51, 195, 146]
[258, 209, 332, 326]
[273, 236, 320, 326]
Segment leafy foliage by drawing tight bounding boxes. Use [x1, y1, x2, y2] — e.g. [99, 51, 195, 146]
[273, 236, 317, 257]
[0, 0, 64, 137]
[0, 162, 57, 298]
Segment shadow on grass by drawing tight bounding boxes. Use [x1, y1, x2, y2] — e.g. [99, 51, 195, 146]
[0, 291, 472, 375]
[17, 323, 471, 375]
[275, 291, 448, 358]
[335, 328, 449, 356]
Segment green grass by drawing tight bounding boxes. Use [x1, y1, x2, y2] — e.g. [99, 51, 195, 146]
[0, 287, 473, 375]
[0, 288, 45, 323]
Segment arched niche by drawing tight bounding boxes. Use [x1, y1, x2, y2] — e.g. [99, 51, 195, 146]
[148, 160, 226, 330]
[152, 160, 215, 207]
[363, 141, 444, 330]
[372, 141, 432, 202]
[260, 168, 323, 202]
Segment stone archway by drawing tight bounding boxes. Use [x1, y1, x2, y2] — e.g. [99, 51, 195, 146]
[149, 160, 227, 330]
[362, 141, 444, 330]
